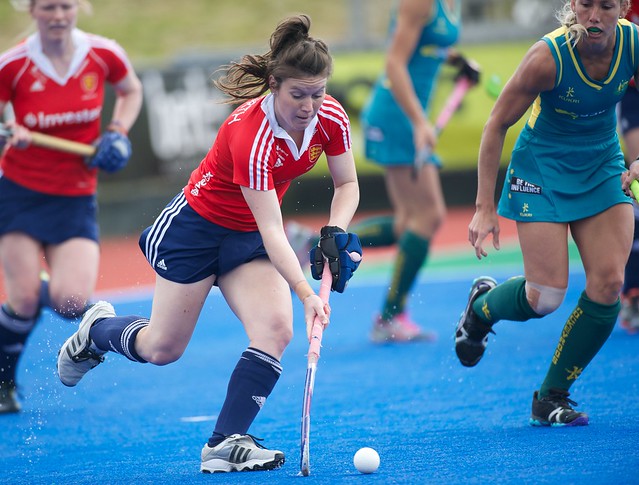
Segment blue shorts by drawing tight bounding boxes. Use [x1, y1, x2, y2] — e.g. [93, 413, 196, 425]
[0, 176, 98, 243]
[139, 192, 268, 284]
[619, 87, 639, 135]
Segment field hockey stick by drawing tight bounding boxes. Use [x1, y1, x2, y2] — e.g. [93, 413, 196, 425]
[412, 75, 472, 180]
[299, 263, 333, 477]
[0, 124, 95, 156]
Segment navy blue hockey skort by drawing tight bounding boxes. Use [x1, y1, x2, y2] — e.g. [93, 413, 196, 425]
[0, 176, 98, 243]
[139, 192, 268, 284]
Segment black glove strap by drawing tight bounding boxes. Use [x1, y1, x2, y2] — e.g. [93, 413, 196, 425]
[320, 225, 345, 238]
[312, 243, 325, 276]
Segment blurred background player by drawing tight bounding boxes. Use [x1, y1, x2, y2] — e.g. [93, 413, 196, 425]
[288, 0, 480, 343]
[456, 0, 638, 426]
[618, 1, 639, 333]
[56, 14, 361, 474]
[0, 0, 142, 414]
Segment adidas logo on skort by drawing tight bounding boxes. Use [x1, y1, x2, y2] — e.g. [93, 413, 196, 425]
[156, 259, 168, 271]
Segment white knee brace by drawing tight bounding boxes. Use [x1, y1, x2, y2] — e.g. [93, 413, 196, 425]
[525, 281, 567, 315]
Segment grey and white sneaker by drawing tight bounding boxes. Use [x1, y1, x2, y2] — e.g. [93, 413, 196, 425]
[57, 301, 115, 387]
[455, 276, 497, 367]
[200, 434, 285, 473]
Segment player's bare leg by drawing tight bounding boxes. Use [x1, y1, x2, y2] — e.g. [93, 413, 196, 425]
[201, 259, 290, 472]
[370, 165, 444, 343]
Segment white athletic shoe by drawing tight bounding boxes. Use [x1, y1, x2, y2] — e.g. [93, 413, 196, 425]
[57, 301, 115, 387]
[200, 434, 285, 473]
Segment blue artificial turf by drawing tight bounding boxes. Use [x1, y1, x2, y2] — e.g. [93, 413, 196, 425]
[3, 267, 638, 484]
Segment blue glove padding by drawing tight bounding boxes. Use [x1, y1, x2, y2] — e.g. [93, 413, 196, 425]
[88, 131, 132, 173]
[309, 225, 362, 293]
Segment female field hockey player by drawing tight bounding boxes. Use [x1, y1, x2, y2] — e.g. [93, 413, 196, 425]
[0, 0, 142, 414]
[357, 0, 479, 343]
[287, 0, 480, 343]
[57, 14, 362, 473]
[455, 0, 639, 426]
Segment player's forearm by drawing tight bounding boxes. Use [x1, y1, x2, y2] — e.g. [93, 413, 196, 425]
[475, 128, 506, 210]
[110, 82, 143, 133]
[386, 61, 427, 128]
[328, 180, 359, 230]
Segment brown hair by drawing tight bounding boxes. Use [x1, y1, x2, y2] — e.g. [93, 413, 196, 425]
[213, 14, 333, 104]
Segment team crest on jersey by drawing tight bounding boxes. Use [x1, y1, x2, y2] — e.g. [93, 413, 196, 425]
[308, 144, 323, 163]
[81, 73, 99, 93]
[433, 18, 449, 36]
[617, 80, 630, 95]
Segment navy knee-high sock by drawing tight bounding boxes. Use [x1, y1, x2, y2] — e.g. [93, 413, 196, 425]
[0, 304, 37, 385]
[208, 347, 282, 447]
[89, 315, 149, 363]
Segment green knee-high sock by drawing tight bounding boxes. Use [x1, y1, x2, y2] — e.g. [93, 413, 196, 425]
[539, 291, 619, 397]
[472, 276, 542, 324]
[349, 215, 397, 248]
[381, 231, 429, 320]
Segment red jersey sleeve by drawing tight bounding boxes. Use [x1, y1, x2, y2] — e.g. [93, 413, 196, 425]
[0, 43, 27, 103]
[86, 33, 132, 86]
[185, 95, 352, 231]
[317, 95, 352, 156]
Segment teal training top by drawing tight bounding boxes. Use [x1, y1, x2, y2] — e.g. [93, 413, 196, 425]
[531, 20, 639, 137]
[361, 0, 461, 166]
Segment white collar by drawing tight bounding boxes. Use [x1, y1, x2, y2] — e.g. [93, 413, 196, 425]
[26, 28, 90, 85]
[261, 93, 319, 159]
